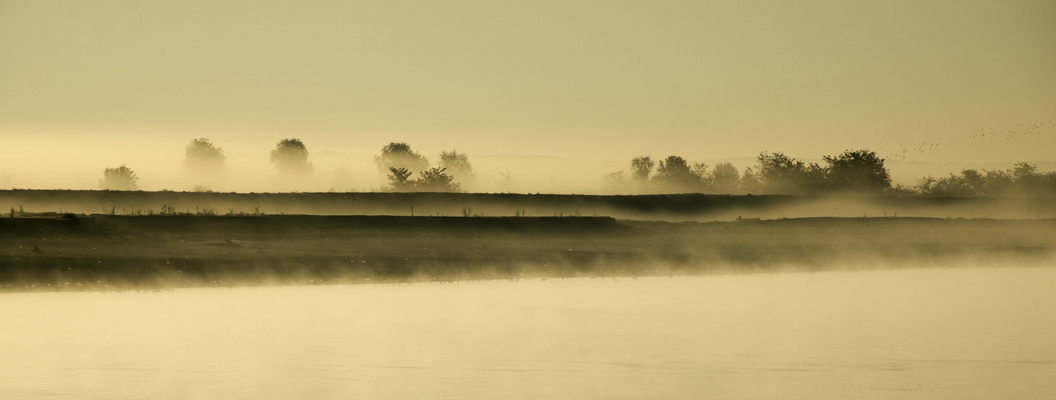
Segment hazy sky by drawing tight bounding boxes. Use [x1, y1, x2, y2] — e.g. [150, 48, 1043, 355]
[1, 1, 1054, 191]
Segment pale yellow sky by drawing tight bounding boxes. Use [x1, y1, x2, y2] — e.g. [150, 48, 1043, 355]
[0, 1, 1054, 191]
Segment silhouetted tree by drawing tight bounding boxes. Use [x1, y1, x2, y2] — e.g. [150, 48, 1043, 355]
[916, 170, 985, 196]
[375, 142, 429, 174]
[183, 138, 225, 175]
[1013, 162, 1047, 191]
[751, 152, 825, 194]
[630, 156, 654, 183]
[653, 156, 702, 192]
[385, 167, 415, 192]
[438, 150, 475, 187]
[916, 162, 1056, 197]
[383, 167, 461, 192]
[415, 167, 461, 192]
[823, 149, 891, 192]
[691, 162, 709, 179]
[739, 166, 762, 193]
[99, 165, 139, 190]
[270, 138, 313, 176]
[710, 162, 740, 194]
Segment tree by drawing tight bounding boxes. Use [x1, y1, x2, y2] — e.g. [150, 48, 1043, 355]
[385, 167, 415, 192]
[915, 163, 1056, 197]
[497, 169, 515, 192]
[438, 150, 475, 187]
[270, 138, 313, 176]
[602, 171, 627, 193]
[710, 162, 740, 194]
[822, 149, 891, 192]
[630, 156, 654, 183]
[183, 138, 225, 175]
[415, 167, 461, 192]
[375, 142, 429, 174]
[653, 156, 701, 192]
[916, 171, 984, 197]
[383, 167, 461, 192]
[1013, 162, 1047, 192]
[99, 165, 139, 190]
[752, 152, 825, 194]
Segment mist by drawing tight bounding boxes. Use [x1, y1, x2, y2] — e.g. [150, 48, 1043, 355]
[1, 133, 1054, 195]
[3, 1, 1056, 398]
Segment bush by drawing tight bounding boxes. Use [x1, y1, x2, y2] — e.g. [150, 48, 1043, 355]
[270, 138, 313, 176]
[183, 138, 225, 175]
[99, 165, 139, 190]
[375, 143, 429, 174]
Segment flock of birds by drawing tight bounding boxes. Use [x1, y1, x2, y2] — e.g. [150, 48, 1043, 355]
[967, 121, 1050, 140]
[889, 120, 1053, 162]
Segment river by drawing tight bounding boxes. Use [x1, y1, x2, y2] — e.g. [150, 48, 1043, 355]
[2, 267, 1054, 399]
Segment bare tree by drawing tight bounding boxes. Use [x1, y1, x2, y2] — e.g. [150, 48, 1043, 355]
[99, 165, 139, 190]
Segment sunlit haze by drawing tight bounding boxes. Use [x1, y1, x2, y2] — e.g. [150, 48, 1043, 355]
[1, 1, 1054, 192]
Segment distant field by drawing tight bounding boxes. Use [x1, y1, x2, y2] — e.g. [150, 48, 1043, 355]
[2, 214, 1053, 292]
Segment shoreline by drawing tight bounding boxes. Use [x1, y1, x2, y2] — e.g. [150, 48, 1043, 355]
[3, 214, 1054, 292]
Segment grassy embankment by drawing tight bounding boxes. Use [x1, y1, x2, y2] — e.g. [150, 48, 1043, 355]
[2, 212, 1054, 292]
[2, 189, 1055, 220]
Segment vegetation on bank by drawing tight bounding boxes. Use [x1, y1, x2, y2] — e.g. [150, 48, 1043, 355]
[5, 135, 1052, 196]
[2, 215, 1053, 292]
[605, 150, 1056, 197]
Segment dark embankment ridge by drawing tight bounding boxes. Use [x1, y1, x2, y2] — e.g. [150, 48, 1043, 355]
[2, 214, 1054, 292]
[2, 189, 1055, 220]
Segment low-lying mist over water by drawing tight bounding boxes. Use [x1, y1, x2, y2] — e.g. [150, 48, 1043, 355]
[2, 268, 1054, 399]
[3, 1, 1055, 397]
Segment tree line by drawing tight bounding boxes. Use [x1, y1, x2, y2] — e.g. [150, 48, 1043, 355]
[92, 139, 1055, 196]
[98, 138, 471, 193]
[604, 150, 1056, 196]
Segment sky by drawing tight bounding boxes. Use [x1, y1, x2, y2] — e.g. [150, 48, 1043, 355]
[1, 0, 1054, 192]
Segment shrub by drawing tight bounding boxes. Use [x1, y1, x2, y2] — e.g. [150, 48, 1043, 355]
[98, 165, 139, 190]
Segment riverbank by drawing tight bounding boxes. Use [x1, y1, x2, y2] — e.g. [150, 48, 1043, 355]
[3, 189, 1055, 220]
[2, 214, 1054, 292]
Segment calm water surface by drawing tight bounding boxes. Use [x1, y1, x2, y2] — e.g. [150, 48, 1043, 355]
[2, 267, 1055, 399]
